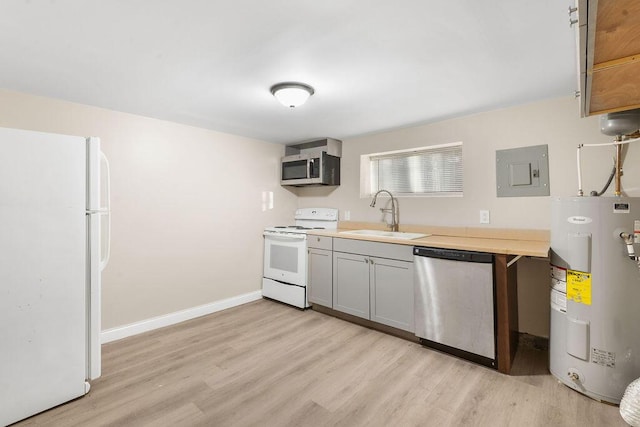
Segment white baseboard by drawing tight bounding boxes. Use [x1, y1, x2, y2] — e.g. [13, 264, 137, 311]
[101, 290, 263, 344]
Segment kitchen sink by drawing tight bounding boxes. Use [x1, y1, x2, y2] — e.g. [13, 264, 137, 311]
[338, 229, 430, 240]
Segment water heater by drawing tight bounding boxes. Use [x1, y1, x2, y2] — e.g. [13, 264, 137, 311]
[550, 196, 640, 403]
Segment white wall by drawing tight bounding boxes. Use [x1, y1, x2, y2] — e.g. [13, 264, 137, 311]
[0, 88, 298, 329]
[295, 96, 640, 337]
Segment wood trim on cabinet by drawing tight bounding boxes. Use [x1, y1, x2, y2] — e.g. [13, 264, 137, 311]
[495, 254, 519, 374]
[592, 54, 640, 72]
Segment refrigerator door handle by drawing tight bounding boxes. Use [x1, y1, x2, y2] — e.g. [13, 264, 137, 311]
[99, 151, 111, 271]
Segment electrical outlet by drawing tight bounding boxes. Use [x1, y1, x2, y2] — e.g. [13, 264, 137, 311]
[480, 210, 490, 224]
[344, 210, 351, 220]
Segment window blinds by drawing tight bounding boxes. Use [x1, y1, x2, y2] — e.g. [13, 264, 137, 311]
[369, 144, 463, 195]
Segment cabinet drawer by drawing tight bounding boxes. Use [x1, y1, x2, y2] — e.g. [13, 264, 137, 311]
[308, 235, 333, 250]
[333, 238, 413, 262]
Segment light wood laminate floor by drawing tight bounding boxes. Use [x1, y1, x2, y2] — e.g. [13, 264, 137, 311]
[16, 299, 625, 426]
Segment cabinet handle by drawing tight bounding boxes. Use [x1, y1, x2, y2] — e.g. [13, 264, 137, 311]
[370, 258, 374, 265]
[365, 258, 369, 263]
[569, 18, 578, 27]
[568, 6, 577, 15]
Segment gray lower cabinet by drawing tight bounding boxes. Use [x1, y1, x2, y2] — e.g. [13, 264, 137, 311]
[333, 252, 370, 319]
[370, 257, 414, 332]
[332, 238, 414, 332]
[307, 235, 333, 308]
[308, 248, 333, 307]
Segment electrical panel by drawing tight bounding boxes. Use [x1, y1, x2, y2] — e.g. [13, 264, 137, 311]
[496, 144, 549, 197]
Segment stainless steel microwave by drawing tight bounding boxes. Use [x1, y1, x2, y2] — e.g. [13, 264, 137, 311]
[281, 151, 340, 186]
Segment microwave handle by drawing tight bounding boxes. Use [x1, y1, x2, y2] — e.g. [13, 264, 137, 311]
[308, 158, 313, 179]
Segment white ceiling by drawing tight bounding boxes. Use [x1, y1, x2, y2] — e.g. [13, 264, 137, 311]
[0, 1, 577, 144]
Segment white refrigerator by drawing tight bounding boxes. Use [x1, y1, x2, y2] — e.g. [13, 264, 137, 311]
[0, 126, 110, 426]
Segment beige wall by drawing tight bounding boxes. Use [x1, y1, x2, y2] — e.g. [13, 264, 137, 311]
[296, 96, 640, 337]
[3, 89, 636, 338]
[0, 88, 298, 329]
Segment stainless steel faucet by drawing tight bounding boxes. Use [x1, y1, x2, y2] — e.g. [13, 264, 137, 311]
[370, 189, 398, 232]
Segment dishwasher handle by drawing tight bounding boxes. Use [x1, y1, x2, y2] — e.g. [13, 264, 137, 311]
[413, 246, 493, 263]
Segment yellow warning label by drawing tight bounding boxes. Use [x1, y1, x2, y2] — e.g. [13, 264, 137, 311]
[567, 270, 592, 305]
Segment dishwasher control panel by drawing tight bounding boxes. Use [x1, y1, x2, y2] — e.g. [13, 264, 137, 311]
[413, 246, 493, 263]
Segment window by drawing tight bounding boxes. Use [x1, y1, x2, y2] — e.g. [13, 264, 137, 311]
[361, 142, 463, 197]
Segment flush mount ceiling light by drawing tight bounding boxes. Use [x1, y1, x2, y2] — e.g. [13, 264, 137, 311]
[270, 82, 315, 108]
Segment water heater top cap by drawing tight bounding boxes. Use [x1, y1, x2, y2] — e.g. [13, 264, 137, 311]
[600, 109, 640, 136]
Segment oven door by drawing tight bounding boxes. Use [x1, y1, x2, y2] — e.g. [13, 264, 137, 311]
[263, 231, 307, 286]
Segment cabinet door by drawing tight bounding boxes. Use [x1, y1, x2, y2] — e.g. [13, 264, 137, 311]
[370, 257, 414, 332]
[333, 252, 370, 319]
[308, 248, 333, 307]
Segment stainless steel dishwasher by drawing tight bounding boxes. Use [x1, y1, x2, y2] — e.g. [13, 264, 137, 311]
[413, 246, 496, 368]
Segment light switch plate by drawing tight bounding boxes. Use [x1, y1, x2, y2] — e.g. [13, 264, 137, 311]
[480, 210, 490, 224]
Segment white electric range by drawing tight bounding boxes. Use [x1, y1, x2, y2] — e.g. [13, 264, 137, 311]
[262, 207, 338, 308]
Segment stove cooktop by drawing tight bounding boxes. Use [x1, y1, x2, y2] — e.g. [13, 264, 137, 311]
[265, 225, 329, 234]
[265, 208, 339, 234]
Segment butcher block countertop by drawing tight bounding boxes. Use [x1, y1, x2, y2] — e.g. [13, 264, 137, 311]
[308, 221, 550, 258]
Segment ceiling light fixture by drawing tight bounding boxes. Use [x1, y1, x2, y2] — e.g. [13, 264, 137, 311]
[270, 82, 315, 108]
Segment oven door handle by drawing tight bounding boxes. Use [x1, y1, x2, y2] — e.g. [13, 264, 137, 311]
[264, 233, 306, 241]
